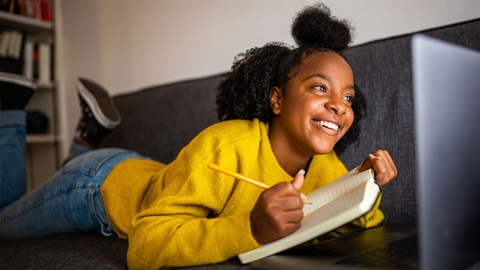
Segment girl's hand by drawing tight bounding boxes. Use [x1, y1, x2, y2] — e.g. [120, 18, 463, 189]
[250, 171, 305, 244]
[358, 149, 398, 187]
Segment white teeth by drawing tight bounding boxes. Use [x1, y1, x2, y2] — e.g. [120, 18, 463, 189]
[319, 121, 339, 131]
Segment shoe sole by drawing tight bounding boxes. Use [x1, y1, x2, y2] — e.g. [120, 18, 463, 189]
[76, 78, 121, 129]
[0, 72, 36, 90]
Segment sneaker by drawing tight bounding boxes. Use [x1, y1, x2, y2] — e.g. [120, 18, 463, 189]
[0, 72, 36, 111]
[75, 77, 120, 147]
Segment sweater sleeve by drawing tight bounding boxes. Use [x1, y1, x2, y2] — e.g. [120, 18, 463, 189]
[128, 211, 258, 269]
[127, 129, 260, 269]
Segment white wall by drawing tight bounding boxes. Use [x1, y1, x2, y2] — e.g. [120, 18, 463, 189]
[55, 0, 479, 158]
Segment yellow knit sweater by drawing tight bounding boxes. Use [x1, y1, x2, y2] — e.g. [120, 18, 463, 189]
[101, 119, 384, 269]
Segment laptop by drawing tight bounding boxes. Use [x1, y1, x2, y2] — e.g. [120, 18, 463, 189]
[250, 35, 480, 270]
[412, 34, 480, 270]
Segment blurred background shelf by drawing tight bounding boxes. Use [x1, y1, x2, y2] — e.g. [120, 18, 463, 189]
[0, 11, 52, 40]
[26, 134, 57, 144]
[1, 1, 58, 190]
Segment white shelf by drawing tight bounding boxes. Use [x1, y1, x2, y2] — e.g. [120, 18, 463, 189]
[26, 134, 57, 144]
[37, 81, 55, 90]
[0, 11, 52, 33]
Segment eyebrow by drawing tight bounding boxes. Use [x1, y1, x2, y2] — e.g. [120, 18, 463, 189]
[304, 73, 355, 91]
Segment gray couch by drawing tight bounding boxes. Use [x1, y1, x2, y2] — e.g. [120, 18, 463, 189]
[1, 19, 478, 269]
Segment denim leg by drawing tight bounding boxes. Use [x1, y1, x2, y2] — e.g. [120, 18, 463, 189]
[0, 148, 145, 239]
[0, 111, 27, 209]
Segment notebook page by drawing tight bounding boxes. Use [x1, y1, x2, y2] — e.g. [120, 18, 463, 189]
[302, 179, 377, 228]
[303, 168, 374, 216]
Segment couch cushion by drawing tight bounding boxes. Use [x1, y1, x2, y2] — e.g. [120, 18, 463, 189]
[0, 235, 128, 269]
[0, 234, 245, 269]
[100, 74, 225, 164]
[339, 19, 480, 224]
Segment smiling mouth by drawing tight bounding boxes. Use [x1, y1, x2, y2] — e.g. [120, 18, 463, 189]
[313, 120, 339, 131]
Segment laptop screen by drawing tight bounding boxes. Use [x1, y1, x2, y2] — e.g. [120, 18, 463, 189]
[412, 34, 480, 270]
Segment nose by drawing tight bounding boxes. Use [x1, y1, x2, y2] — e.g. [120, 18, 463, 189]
[326, 97, 347, 115]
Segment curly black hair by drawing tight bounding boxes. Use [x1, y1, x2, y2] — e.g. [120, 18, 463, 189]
[216, 3, 366, 153]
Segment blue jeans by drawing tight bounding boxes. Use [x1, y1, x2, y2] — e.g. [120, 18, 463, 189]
[0, 111, 144, 239]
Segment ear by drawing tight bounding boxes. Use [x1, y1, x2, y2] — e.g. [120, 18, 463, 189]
[269, 87, 283, 115]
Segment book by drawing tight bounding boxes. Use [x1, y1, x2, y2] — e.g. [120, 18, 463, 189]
[0, 30, 24, 74]
[40, 0, 51, 21]
[238, 167, 382, 264]
[8, 30, 23, 59]
[0, 0, 10, 12]
[0, 30, 10, 57]
[22, 38, 33, 78]
[38, 42, 50, 83]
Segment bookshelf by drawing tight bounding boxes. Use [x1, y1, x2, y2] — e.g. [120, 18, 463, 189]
[0, 10, 52, 32]
[0, 1, 58, 190]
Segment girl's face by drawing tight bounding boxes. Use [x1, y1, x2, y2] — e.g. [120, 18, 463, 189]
[269, 51, 355, 157]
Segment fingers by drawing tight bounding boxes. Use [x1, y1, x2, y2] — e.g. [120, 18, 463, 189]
[250, 178, 305, 244]
[266, 182, 304, 210]
[291, 169, 306, 190]
[360, 149, 398, 187]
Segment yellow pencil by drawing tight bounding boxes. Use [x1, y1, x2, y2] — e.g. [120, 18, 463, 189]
[207, 163, 311, 204]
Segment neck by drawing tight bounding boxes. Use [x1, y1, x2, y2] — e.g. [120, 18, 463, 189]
[268, 123, 313, 177]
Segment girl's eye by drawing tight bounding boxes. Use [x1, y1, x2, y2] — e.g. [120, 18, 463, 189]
[313, 85, 327, 92]
[343, 95, 354, 103]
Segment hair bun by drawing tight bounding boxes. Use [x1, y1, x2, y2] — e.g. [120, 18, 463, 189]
[291, 3, 352, 51]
